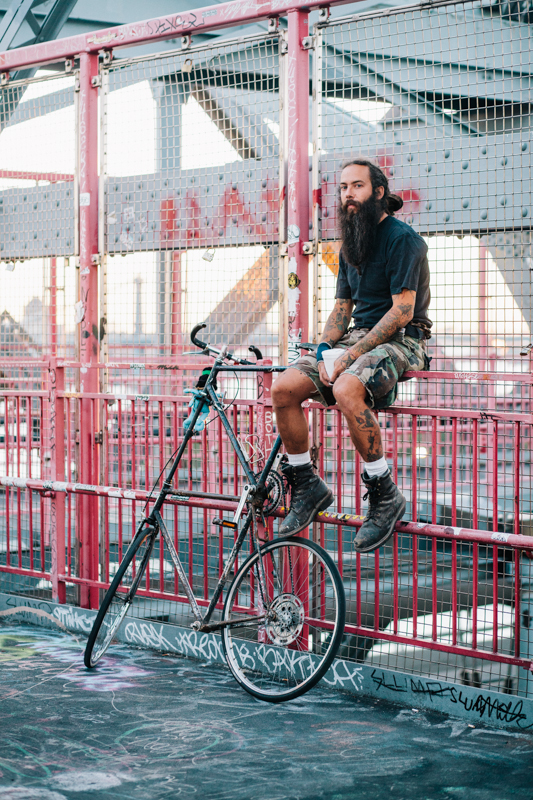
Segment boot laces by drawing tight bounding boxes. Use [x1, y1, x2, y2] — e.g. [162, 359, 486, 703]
[363, 483, 382, 520]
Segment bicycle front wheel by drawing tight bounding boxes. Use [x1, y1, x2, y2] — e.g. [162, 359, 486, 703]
[222, 536, 345, 702]
[84, 527, 157, 668]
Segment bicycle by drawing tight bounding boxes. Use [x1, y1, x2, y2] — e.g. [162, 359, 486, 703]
[84, 324, 346, 702]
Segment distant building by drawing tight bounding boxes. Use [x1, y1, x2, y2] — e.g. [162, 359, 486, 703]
[22, 297, 43, 346]
[0, 309, 41, 359]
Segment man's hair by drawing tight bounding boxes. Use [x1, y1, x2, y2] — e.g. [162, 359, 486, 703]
[339, 158, 403, 215]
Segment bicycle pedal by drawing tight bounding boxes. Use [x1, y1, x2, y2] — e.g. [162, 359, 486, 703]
[212, 518, 238, 530]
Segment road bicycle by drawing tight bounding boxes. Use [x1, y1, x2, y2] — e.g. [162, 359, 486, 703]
[84, 324, 346, 702]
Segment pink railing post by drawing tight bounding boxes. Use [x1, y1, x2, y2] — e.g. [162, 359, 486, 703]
[256, 360, 274, 540]
[284, 11, 312, 643]
[77, 52, 100, 609]
[171, 251, 184, 396]
[285, 9, 310, 362]
[49, 359, 66, 604]
[256, 360, 274, 469]
[49, 257, 58, 357]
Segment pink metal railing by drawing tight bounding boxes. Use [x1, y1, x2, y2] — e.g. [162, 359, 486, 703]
[0, 361, 532, 676]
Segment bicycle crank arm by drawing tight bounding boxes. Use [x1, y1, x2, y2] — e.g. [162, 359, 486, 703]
[193, 615, 267, 633]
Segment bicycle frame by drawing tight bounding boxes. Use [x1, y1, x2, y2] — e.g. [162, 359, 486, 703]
[134, 351, 286, 633]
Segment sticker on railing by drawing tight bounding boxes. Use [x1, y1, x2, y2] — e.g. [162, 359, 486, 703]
[1, 476, 28, 488]
[491, 532, 510, 543]
[444, 526, 463, 536]
[73, 483, 98, 493]
[135, 394, 150, 401]
[123, 490, 136, 500]
[107, 489, 122, 498]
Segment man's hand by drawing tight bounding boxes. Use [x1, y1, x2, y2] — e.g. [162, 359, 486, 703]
[318, 361, 332, 386]
[329, 349, 356, 383]
[319, 348, 358, 385]
[320, 289, 417, 385]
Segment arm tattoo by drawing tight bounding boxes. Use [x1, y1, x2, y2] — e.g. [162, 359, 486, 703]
[320, 299, 354, 347]
[347, 290, 416, 361]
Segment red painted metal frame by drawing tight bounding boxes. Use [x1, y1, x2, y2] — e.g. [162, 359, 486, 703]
[77, 52, 100, 609]
[0, 0, 358, 71]
[286, 9, 310, 354]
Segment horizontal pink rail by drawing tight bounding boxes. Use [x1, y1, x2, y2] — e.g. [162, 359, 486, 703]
[0, 0, 357, 71]
[0, 170, 74, 182]
[1, 475, 532, 551]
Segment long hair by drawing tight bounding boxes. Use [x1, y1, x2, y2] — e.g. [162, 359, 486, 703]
[339, 158, 403, 215]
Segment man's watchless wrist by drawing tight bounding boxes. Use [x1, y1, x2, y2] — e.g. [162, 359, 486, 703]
[316, 342, 332, 363]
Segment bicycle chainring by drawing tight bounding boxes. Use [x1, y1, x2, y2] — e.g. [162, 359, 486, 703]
[255, 469, 285, 515]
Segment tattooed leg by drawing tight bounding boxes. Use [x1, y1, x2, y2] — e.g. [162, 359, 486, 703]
[332, 373, 383, 462]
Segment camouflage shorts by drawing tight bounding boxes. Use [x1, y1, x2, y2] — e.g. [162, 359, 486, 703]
[292, 328, 428, 410]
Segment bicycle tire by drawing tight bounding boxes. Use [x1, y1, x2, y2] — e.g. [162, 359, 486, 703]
[222, 536, 345, 703]
[84, 527, 157, 668]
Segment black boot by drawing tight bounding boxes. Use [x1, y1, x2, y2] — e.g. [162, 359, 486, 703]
[354, 471, 406, 552]
[279, 463, 333, 537]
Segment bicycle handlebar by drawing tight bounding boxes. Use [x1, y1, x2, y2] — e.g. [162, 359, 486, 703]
[189, 323, 261, 365]
[190, 323, 208, 350]
[249, 345, 263, 361]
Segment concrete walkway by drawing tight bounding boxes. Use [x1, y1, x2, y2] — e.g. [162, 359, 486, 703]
[1, 622, 532, 800]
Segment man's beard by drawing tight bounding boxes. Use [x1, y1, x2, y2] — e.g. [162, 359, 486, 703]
[337, 194, 382, 272]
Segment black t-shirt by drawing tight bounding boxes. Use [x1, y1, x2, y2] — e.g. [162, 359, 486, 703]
[335, 215, 432, 331]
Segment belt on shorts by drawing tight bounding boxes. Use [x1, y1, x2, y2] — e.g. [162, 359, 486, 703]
[404, 324, 425, 340]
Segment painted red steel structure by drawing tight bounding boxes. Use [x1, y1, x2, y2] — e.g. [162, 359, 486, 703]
[1, 0, 533, 686]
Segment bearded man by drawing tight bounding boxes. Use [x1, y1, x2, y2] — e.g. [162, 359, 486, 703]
[272, 158, 432, 551]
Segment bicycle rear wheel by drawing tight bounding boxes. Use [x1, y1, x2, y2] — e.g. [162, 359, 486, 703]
[222, 536, 345, 702]
[84, 526, 157, 667]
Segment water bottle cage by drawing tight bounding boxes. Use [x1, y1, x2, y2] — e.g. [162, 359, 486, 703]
[183, 389, 222, 433]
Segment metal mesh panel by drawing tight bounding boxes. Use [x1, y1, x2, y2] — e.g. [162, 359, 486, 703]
[315, 0, 532, 362]
[313, 0, 533, 694]
[313, 407, 533, 696]
[0, 70, 77, 261]
[101, 35, 281, 391]
[0, 69, 77, 361]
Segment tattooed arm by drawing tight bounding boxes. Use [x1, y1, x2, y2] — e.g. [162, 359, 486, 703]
[329, 289, 416, 383]
[320, 298, 354, 347]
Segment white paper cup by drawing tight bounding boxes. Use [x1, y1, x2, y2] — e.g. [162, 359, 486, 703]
[321, 348, 346, 379]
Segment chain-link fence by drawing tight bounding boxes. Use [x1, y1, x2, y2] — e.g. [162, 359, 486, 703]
[100, 34, 282, 400]
[0, 70, 77, 360]
[312, 0, 533, 693]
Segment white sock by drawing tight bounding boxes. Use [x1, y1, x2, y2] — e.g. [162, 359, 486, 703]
[364, 457, 389, 477]
[287, 451, 312, 467]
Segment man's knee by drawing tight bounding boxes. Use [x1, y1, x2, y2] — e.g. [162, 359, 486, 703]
[332, 374, 368, 410]
[272, 370, 313, 408]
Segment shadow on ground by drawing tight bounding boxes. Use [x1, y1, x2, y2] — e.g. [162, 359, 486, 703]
[0, 621, 532, 799]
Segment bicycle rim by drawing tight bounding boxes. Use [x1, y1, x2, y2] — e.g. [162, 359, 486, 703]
[84, 529, 156, 667]
[222, 537, 345, 702]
